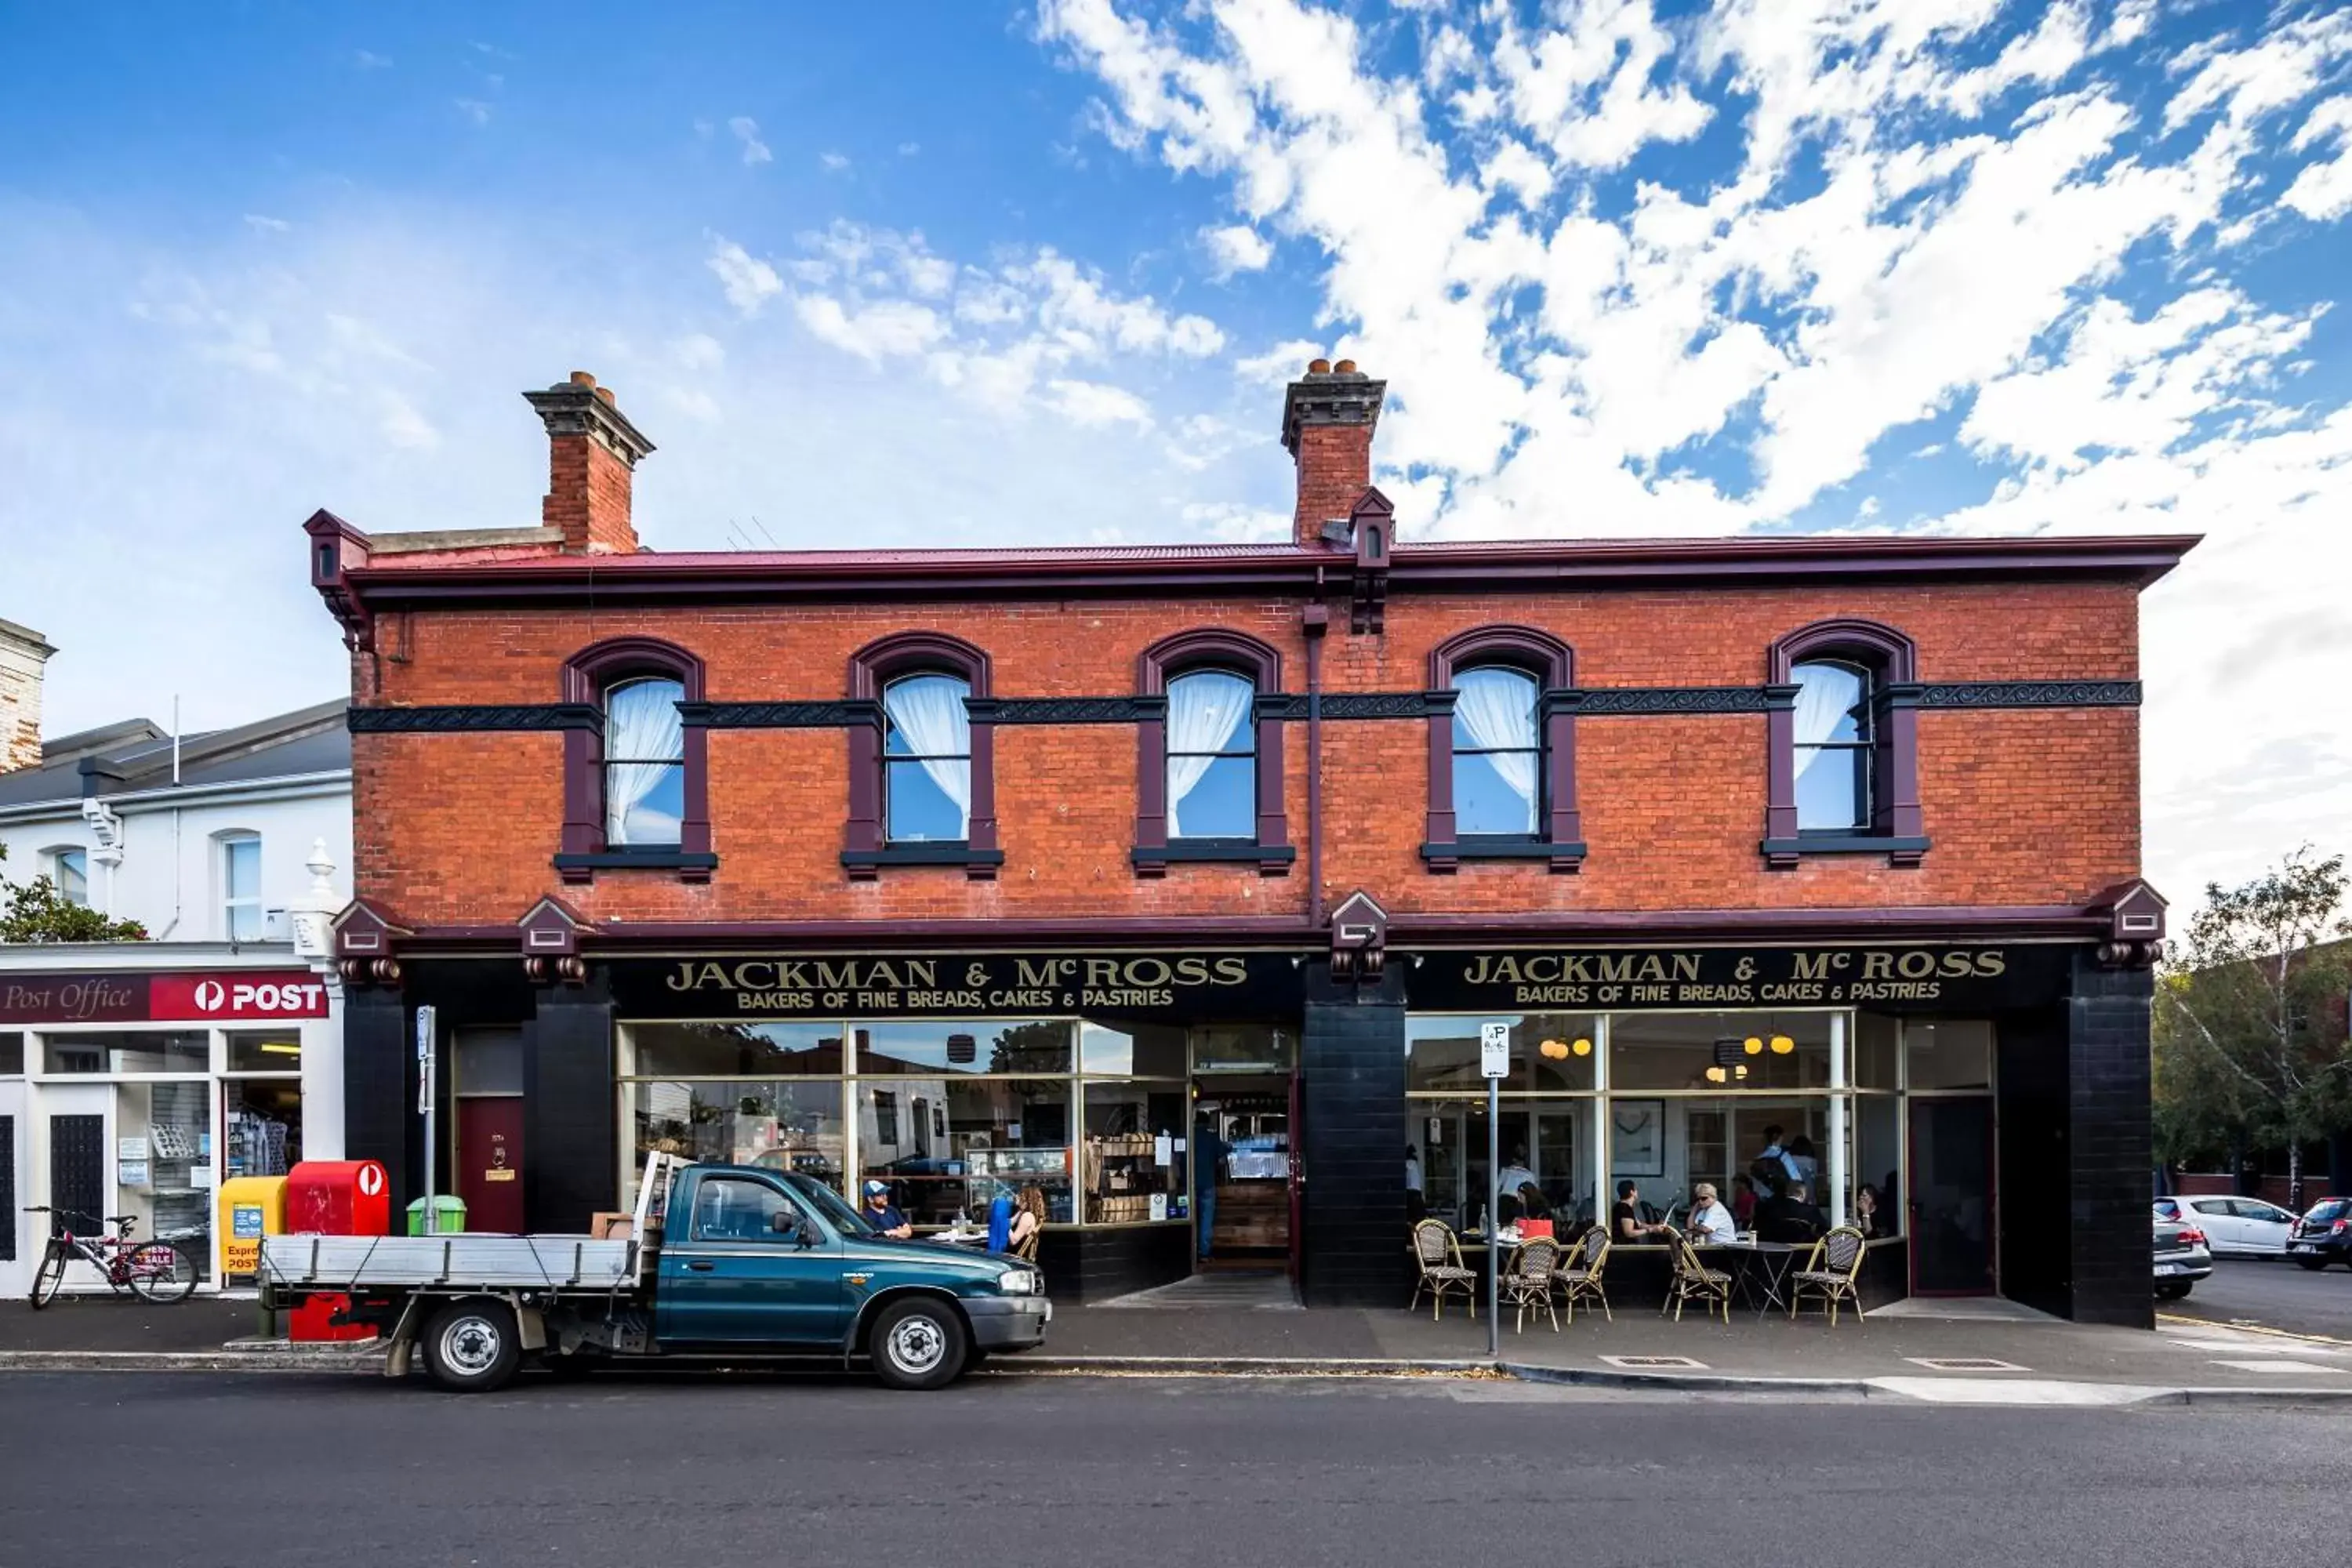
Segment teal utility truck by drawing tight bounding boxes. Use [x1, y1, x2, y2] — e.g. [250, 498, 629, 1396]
[260, 1155, 1048, 1393]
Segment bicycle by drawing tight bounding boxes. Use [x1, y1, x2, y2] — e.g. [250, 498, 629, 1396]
[22, 1207, 198, 1308]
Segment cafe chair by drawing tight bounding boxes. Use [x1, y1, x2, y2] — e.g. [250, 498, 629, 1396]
[1662, 1227, 1733, 1324]
[1501, 1236, 1564, 1334]
[1559, 1226, 1614, 1324]
[1788, 1225, 1868, 1326]
[1408, 1219, 1479, 1322]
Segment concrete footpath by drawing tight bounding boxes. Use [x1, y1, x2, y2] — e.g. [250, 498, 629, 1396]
[5, 1290, 2350, 1405]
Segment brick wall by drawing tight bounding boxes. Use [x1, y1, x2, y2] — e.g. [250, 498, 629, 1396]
[349, 578, 2146, 927]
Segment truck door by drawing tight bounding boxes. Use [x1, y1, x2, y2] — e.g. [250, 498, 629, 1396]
[658, 1174, 846, 1348]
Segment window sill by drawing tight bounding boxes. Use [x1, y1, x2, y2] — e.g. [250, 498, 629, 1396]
[1131, 841, 1295, 877]
[842, 844, 1005, 881]
[1760, 833, 1929, 869]
[553, 849, 718, 884]
[1421, 837, 1587, 873]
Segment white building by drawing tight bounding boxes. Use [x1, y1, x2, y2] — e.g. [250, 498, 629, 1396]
[0, 618, 352, 1297]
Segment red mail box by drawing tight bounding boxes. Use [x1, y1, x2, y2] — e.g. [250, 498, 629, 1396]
[285, 1160, 393, 1238]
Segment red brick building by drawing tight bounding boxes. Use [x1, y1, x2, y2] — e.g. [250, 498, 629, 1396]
[310, 364, 2189, 1323]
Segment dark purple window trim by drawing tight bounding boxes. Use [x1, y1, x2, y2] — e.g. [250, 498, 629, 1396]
[1134, 628, 1289, 877]
[846, 630, 997, 881]
[1423, 626, 1583, 873]
[557, 636, 710, 884]
[1763, 618, 1925, 869]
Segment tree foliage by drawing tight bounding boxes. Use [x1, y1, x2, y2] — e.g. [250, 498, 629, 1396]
[0, 843, 149, 943]
[2154, 846, 2352, 1171]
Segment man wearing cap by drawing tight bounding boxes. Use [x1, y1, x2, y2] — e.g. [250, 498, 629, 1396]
[860, 1180, 913, 1240]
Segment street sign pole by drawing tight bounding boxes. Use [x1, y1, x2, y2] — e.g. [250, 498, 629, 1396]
[1479, 1021, 1508, 1359]
[416, 1004, 438, 1236]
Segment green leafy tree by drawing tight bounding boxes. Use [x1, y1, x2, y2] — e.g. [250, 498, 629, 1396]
[0, 843, 148, 943]
[2155, 846, 2352, 1199]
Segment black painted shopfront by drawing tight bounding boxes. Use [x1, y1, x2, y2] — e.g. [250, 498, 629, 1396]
[338, 931, 2154, 1327]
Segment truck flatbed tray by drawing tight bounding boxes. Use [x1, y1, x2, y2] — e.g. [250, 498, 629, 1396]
[260, 1233, 637, 1291]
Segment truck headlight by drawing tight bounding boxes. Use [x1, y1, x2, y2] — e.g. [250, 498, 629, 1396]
[996, 1269, 1040, 1297]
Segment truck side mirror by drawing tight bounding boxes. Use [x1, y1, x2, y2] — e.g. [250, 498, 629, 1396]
[796, 1220, 822, 1250]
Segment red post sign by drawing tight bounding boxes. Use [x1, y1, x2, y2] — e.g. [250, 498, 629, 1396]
[0, 971, 329, 1025]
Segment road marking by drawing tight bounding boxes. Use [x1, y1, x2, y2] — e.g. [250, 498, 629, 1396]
[2157, 1312, 2352, 1350]
[1868, 1377, 2158, 1406]
[1601, 1355, 1708, 1370]
[1905, 1357, 2031, 1373]
[2207, 1359, 2345, 1376]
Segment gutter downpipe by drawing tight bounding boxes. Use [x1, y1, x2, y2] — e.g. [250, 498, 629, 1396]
[1303, 591, 1329, 931]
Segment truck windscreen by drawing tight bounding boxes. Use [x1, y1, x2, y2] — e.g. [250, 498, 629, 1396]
[784, 1172, 873, 1236]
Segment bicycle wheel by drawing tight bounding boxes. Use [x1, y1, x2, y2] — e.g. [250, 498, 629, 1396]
[125, 1241, 197, 1304]
[30, 1241, 71, 1308]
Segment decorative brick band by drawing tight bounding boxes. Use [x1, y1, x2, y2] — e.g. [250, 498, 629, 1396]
[347, 680, 2140, 734]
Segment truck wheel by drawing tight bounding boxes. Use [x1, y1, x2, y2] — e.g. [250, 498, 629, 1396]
[870, 1298, 967, 1391]
[422, 1299, 521, 1394]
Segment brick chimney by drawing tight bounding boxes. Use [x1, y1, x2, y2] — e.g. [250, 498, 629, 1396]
[523, 371, 657, 554]
[1280, 358, 1385, 550]
[0, 618, 55, 775]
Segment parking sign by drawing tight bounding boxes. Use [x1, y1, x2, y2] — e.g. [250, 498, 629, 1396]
[1479, 1021, 1510, 1079]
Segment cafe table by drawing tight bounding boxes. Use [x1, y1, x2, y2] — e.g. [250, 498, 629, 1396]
[1697, 1240, 1806, 1319]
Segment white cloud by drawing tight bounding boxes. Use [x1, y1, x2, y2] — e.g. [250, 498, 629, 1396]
[243, 214, 291, 234]
[2281, 94, 2352, 220]
[671, 332, 725, 371]
[1200, 223, 1273, 278]
[454, 98, 492, 127]
[1180, 499, 1289, 540]
[819, 150, 851, 172]
[728, 115, 773, 166]
[1042, 377, 1153, 427]
[792, 294, 948, 363]
[706, 238, 784, 317]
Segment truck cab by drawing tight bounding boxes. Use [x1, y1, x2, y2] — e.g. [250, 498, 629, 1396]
[651, 1165, 1047, 1388]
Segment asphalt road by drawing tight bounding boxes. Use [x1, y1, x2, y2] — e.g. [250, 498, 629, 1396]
[1, 1373, 2346, 1567]
[2172, 1257, 2351, 1341]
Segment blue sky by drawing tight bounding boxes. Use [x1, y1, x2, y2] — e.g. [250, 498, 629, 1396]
[3, 1, 2350, 900]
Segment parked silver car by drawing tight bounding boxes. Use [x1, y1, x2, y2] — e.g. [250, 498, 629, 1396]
[2154, 1214, 2214, 1301]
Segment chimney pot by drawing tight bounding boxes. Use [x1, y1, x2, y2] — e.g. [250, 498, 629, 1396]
[1279, 363, 1385, 551]
[523, 372, 657, 554]
[1334, 358, 1356, 374]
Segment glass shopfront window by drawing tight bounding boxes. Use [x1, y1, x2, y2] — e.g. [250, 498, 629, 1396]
[858, 1079, 1073, 1228]
[43, 1032, 209, 1075]
[1082, 1080, 1188, 1223]
[1413, 1098, 1595, 1232]
[1407, 1014, 1598, 1094]
[630, 1022, 846, 1077]
[1, 1031, 24, 1076]
[1189, 1024, 1294, 1073]
[1608, 1012, 1832, 1093]
[630, 1080, 848, 1185]
[859, 1020, 1073, 1076]
[1853, 1093, 1904, 1239]
[1906, 1019, 1993, 1090]
[1080, 1022, 1188, 1077]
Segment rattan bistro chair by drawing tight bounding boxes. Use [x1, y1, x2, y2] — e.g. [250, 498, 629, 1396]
[1501, 1236, 1565, 1334]
[1662, 1227, 1733, 1324]
[1559, 1226, 1613, 1324]
[1409, 1219, 1479, 1321]
[1788, 1225, 1868, 1326]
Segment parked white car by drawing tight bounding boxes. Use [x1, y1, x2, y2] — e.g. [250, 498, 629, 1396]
[2153, 1196, 2299, 1258]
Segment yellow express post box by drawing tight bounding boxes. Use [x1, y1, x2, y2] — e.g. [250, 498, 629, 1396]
[217, 1176, 287, 1278]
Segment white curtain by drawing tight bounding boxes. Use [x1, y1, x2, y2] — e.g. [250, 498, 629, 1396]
[1791, 662, 1864, 821]
[605, 678, 684, 845]
[1453, 667, 1538, 829]
[885, 674, 972, 834]
[1165, 670, 1253, 838]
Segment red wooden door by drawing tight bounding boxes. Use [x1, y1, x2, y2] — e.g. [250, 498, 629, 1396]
[456, 1098, 526, 1234]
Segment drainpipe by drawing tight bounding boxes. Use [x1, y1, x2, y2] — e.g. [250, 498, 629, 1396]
[1301, 596, 1329, 929]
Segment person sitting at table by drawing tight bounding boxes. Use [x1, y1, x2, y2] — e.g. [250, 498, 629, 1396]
[1686, 1181, 1737, 1244]
[1009, 1185, 1046, 1260]
[861, 1179, 914, 1240]
[1855, 1183, 1882, 1239]
[1754, 1178, 1827, 1245]
[985, 1189, 1015, 1252]
[1610, 1179, 1667, 1243]
[1730, 1174, 1759, 1229]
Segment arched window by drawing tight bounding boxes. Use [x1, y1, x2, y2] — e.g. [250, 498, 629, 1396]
[602, 677, 687, 847]
[44, 846, 88, 908]
[218, 831, 263, 940]
[1765, 619, 1926, 867]
[557, 637, 713, 882]
[1134, 629, 1290, 875]
[845, 632, 999, 878]
[883, 672, 973, 843]
[1450, 666, 1542, 837]
[1423, 626, 1582, 872]
[1165, 669, 1257, 840]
